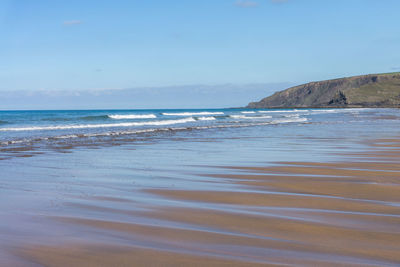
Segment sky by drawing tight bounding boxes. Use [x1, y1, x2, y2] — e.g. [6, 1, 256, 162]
[0, 0, 399, 108]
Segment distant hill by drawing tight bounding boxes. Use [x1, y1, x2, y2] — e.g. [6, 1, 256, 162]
[247, 72, 400, 108]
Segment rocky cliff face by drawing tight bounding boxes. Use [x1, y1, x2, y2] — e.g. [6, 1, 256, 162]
[247, 73, 400, 108]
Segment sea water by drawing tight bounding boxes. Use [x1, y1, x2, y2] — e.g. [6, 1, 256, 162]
[1, 108, 399, 155]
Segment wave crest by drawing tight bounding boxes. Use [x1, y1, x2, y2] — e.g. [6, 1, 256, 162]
[1, 117, 309, 146]
[162, 112, 224, 116]
[0, 117, 196, 132]
[230, 115, 272, 119]
[196, 116, 216, 121]
[108, 114, 156, 119]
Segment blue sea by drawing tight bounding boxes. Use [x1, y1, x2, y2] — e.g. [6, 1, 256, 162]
[1, 108, 399, 157]
[0, 108, 305, 144]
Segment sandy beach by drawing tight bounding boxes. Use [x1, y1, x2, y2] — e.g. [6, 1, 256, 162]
[1, 136, 394, 266]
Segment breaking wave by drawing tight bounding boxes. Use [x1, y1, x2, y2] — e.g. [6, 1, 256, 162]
[258, 109, 309, 113]
[162, 112, 224, 116]
[108, 114, 157, 119]
[196, 116, 216, 121]
[0, 117, 308, 146]
[0, 117, 196, 132]
[230, 115, 273, 119]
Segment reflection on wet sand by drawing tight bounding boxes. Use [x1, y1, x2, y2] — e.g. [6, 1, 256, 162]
[15, 138, 400, 266]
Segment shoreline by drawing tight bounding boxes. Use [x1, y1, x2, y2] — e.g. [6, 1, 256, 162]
[8, 136, 400, 266]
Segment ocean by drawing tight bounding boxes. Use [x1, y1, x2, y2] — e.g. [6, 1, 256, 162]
[1, 108, 399, 157]
[1, 108, 400, 266]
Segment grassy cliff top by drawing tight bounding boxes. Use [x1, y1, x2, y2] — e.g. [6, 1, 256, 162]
[247, 72, 400, 108]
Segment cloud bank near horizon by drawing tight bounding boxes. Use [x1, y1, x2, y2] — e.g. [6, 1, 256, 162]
[0, 83, 292, 110]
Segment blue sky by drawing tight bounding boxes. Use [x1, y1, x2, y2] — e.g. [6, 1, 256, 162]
[0, 0, 399, 94]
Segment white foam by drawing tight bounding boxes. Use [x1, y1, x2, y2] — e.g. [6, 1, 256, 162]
[1, 140, 25, 145]
[197, 116, 216, 121]
[310, 109, 337, 114]
[0, 116, 309, 146]
[108, 114, 156, 119]
[271, 117, 308, 124]
[230, 115, 272, 119]
[162, 112, 224, 116]
[53, 134, 81, 139]
[241, 111, 256, 114]
[258, 109, 309, 113]
[284, 114, 300, 118]
[310, 108, 370, 114]
[59, 117, 307, 139]
[0, 117, 196, 131]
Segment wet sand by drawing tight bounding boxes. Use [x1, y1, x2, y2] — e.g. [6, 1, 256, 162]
[7, 138, 400, 266]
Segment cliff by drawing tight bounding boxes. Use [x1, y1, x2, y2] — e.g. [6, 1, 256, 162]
[247, 72, 400, 108]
